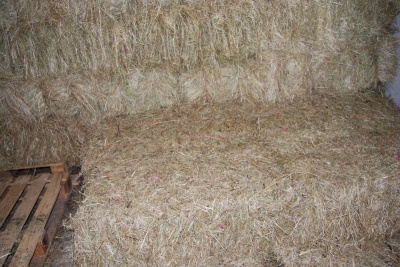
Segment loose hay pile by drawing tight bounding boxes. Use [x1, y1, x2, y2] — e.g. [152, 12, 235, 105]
[72, 91, 400, 266]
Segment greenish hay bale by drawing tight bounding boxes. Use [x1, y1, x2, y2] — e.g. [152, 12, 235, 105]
[0, 117, 88, 168]
[70, 92, 400, 266]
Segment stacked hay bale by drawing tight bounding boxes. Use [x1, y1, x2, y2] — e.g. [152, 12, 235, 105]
[1, 1, 399, 266]
[0, 0, 398, 168]
[72, 92, 400, 266]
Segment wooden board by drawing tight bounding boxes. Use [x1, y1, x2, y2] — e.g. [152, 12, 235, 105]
[9, 173, 62, 267]
[0, 163, 71, 267]
[0, 174, 48, 266]
[0, 175, 31, 228]
[29, 173, 71, 267]
[0, 172, 11, 197]
[0, 183, 8, 199]
[0, 163, 67, 174]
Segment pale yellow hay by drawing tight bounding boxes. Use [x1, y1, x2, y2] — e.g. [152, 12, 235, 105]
[70, 92, 400, 266]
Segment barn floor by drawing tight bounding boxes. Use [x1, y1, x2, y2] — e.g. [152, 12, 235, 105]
[44, 215, 74, 267]
[20, 90, 400, 266]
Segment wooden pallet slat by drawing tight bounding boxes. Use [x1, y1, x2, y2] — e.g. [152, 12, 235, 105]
[30, 173, 72, 267]
[9, 173, 63, 267]
[0, 163, 67, 174]
[0, 173, 49, 266]
[0, 175, 31, 228]
[0, 182, 10, 200]
[0, 163, 73, 267]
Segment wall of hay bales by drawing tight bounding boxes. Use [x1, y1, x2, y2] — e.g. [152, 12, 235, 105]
[0, 0, 398, 167]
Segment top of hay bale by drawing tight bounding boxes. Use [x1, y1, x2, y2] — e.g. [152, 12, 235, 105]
[71, 90, 400, 266]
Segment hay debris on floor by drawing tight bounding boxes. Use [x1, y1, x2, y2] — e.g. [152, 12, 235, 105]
[70, 91, 400, 266]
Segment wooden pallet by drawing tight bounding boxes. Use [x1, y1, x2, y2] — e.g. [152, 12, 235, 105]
[0, 163, 71, 267]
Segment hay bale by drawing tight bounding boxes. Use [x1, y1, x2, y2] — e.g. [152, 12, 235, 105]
[0, 69, 179, 122]
[128, 69, 180, 110]
[0, 0, 16, 28]
[181, 52, 312, 103]
[0, 117, 87, 168]
[1, 0, 265, 75]
[71, 92, 400, 266]
[180, 65, 242, 103]
[0, 0, 398, 185]
[0, 69, 180, 168]
[378, 34, 397, 83]
[39, 76, 129, 121]
[311, 51, 377, 91]
[0, 0, 397, 90]
[309, 0, 398, 90]
[0, 79, 47, 123]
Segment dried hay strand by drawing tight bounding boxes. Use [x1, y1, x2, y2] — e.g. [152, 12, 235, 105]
[0, 0, 16, 28]
[71, 91, 400, 266]
[0, 117, 88, 168]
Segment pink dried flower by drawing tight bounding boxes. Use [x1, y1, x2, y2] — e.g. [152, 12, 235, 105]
[148, 175, 160, 182]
